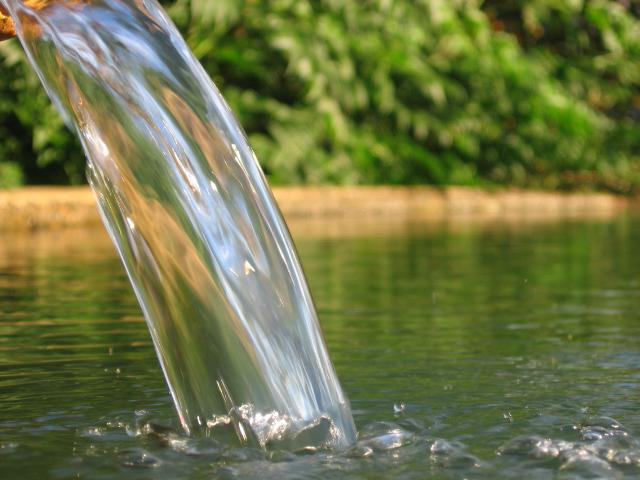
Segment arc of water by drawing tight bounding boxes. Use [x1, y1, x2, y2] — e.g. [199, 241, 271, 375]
[2, 0, 356, 449]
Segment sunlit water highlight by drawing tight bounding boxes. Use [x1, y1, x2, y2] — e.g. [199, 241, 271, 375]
[1, 0, 355, 448]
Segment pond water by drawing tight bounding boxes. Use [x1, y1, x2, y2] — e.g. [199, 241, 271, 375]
[2, 214, 640, 479]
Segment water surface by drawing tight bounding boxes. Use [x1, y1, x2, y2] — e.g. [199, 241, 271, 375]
[2, 214, 640, 478]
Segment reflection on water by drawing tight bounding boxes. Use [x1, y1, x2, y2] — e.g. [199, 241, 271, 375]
[2, 214, 640, 478]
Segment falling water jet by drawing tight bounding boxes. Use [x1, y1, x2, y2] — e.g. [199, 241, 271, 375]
[2, 0, 356, 449]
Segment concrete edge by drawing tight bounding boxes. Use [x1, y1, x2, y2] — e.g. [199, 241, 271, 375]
[0, 186, 631, 232]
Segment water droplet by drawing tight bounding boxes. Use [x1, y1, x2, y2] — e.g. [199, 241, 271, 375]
[243, 260, 255, 275]
[120, 449, 160, 468]
[0, 442, 18, 453]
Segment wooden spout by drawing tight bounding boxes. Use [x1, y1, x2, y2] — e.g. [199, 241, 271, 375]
[0, 6, 16, 40]
[0, 2, 78, 41]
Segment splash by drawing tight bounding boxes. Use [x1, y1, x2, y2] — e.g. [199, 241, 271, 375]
[3, 0, 355, 448]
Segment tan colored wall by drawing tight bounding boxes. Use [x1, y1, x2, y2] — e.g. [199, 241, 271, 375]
[0, 186, 630, 231]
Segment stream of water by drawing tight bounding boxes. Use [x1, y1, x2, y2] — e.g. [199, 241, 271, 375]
[1, 0, 355, 449]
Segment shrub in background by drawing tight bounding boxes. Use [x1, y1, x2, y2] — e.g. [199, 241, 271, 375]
[0, 0, 638, 192]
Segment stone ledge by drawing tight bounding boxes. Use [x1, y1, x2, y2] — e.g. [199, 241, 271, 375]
[0, 186, 630, 231]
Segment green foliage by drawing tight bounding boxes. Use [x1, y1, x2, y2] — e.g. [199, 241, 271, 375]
[0, 162, 22, 188]
[0, 39, 84, 187]
[0, 0, 638, 191]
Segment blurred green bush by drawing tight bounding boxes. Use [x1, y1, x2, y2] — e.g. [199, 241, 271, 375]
[0, 0, 638, 191]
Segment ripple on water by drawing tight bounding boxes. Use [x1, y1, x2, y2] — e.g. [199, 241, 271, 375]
[71, 415, 640, 479]
[497, 416, 640, 478]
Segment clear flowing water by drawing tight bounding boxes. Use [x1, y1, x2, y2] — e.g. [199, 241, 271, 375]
[2, 215, 640, 479]
[1, 0, 355, 448]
